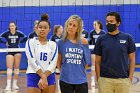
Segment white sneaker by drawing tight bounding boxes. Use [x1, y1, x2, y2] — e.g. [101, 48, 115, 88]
[12, 84, 19, 90]
[5, 85, 11, 91]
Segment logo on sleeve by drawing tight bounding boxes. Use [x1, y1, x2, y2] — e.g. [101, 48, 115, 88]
[120, 40, 126, 43]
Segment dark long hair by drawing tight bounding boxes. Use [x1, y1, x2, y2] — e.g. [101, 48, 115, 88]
[8, 21, 18, 31]
[37, 13, 51, 28]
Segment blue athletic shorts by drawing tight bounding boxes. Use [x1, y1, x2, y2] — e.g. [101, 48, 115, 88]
[27, 73, 56, 88]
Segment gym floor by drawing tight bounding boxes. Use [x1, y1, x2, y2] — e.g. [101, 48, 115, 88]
[0, 69, 140, 93]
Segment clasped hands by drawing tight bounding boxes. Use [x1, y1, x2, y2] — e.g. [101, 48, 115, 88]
[38, 74, 48, 90]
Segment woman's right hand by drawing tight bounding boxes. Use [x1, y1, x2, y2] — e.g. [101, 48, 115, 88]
[38, 79, 48, 89]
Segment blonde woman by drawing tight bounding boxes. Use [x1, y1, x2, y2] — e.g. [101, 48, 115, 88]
[57, 15, 91, 93]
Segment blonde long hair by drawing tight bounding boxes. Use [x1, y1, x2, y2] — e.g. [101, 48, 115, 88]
[62, 15, 83, 43]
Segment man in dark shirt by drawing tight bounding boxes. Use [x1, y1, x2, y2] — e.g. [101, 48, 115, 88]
[94, 12, 136, 93]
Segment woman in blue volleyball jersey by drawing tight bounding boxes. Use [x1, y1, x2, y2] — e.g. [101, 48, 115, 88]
[81, 21, 89, 39]
[28, 20, 39, 39]
[89, 20, 105, 45]
[50, 24, 63, 74]
[25, 14, 58, 93]
[57, 15, 91, 93]
[89, 20, 105, 87]
[0, 21, 27, 90]
[51, 24, 63, 43]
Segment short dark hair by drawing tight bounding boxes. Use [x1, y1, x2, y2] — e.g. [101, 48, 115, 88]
[106, 12, 121, 24]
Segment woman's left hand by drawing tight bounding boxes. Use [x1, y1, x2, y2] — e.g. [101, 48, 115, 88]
[38, 78, 48, 89]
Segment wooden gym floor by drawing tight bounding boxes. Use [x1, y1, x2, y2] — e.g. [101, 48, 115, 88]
[0, 70, 140, 93]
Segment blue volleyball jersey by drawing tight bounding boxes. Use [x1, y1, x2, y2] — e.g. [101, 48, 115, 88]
[51, 34, 62, 43]
[89, 30, 105, 45]
[58, 39, 91, 84]
[0, 30, 27, 48]
[28, 32, 37, 39]
[94, 32, 136, 78]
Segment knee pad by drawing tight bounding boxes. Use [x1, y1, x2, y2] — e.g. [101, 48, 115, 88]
[7, 68, 12, 75]
[14, 69, 19, 74]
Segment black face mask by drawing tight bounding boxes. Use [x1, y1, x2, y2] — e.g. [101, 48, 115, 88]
[106, 23, 117, 32]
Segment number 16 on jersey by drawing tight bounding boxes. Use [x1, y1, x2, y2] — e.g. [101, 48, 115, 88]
[40, 52, 47, 61]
